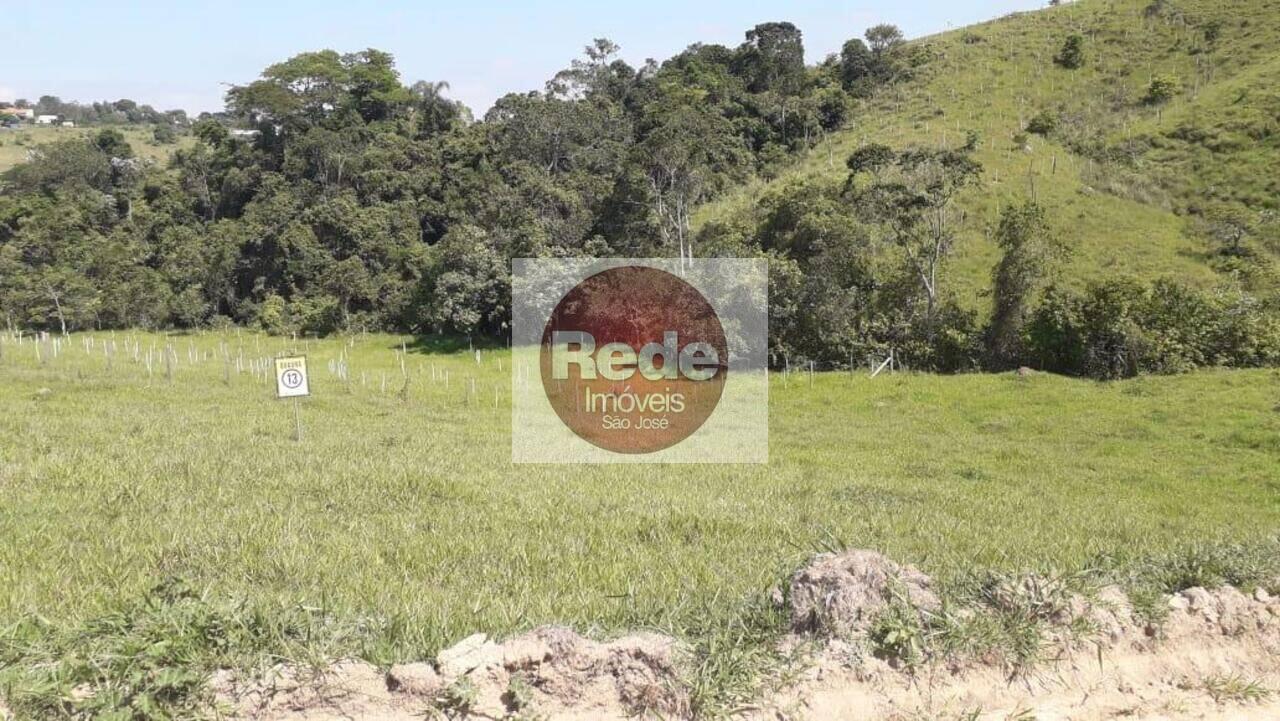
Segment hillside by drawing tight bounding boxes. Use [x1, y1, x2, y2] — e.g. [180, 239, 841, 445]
[696, 0, 1280, 306]
[2, 0, 1277, 377]
[0, 124, 191, 173]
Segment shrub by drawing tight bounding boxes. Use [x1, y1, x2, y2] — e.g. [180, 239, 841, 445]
[1202, 20, 1223, 47]
[1078, 278, 1149, 379]
[256, 293, 291, 335]
[1026, 278, 1280, 378]
[153, 124, 178, 144]
[1143, 75, 1181, 105]
[1054, 34, 1085, 69]
[1026, 110, 1058, 136]
[289, 294, 343, 335]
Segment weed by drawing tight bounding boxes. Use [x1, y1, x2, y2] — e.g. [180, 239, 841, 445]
[503, 673, 534, 713]
[434, 677, 478, 718]
[1203, 674, 1274, 703]
[681, 590, 791, 719]
[0, 579, 350, 720]
[869, 600, 926, 667]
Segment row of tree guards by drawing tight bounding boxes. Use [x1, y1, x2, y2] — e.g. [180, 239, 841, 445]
[0, 331, 515, 434]
[2, 329, 902, 446]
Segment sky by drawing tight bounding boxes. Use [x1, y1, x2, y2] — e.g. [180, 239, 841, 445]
[3, 0, 1046, 117]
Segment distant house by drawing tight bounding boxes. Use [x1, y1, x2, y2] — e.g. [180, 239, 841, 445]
[0, 107, 34, 120]
[35, 114, 59, 124]
[229, 128, 260, 139]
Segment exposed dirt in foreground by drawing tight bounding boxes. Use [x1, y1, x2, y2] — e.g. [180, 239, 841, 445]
[209, 552, 1280, 721]
[211, 628, 686, 720]
[756, 630, 1280, 720]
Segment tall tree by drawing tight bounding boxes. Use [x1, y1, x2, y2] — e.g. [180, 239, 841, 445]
[987, 200, 1068, 367]
[638, 91, 746, 267]
[849, 144, 981, 331]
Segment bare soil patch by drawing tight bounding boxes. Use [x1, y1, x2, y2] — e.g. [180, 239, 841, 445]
[212, 552, 1280, 720]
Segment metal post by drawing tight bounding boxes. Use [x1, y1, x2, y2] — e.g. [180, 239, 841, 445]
[293, 398, 303, 442]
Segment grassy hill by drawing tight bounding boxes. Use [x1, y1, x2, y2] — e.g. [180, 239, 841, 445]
[697, 0, 1280, 308]
[0, 124, 191, 173]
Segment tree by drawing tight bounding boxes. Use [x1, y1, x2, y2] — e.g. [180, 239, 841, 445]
[814, 86, 851, 130]
[344, 49, 413, 122]
[840, 25, 906, 91]
[1054, 34, 1085, 69]
[153, 125, 178, 144]
[421, 225, 509, 335]
[548, 38, 635, 103]
[225, 49, 412, 128]
[865, 24, 905, 56]
[731, 22, 806, 145]
[987, 201, 1068, 367]
[844, 143, 896, 182]
[850, 144, 982, 331]
[639, 99, 745, 268]
[735, 22, 806, 95]
[409, 80, 464, 137]
[322, 256, 373, 324]
[94, 128, 134, 159]
[1200, 202, 1256, 256]
[5, 139, 112, 194]
[839, 38, 874, 91]
[34, 95, 63, 116]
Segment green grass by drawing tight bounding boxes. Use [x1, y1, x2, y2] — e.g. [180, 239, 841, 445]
[697, 0, 1280, 308]
[1, 331, 1278, 716]
[1203, 673, 1275, 704]
[0, 125, 191, 173]
[2, 332, 1278, 653]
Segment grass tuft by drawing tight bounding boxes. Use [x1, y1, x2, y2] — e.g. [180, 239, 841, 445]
[1203, 673, 1274, 704]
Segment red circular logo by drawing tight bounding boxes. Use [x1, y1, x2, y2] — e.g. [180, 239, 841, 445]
[539, 266, 727, 454]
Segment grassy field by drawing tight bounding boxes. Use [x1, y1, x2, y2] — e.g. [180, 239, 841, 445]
[1, 330, 1277, 671]
[0, 125, 190, 173]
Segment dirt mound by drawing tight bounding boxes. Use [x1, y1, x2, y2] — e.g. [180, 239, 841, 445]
[447, 626, 686, 719]
[213, 626, 685, 720]
[1165, 586, 1278, 639]
[210, 551, 1280, 720]
[789, 549, 939, 636]
[754, 557, 1280, 720]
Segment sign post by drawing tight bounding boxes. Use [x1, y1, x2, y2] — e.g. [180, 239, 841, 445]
[275, 355, 310, 441]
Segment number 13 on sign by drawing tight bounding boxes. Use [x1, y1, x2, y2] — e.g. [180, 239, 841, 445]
[275, 356, 309, 441]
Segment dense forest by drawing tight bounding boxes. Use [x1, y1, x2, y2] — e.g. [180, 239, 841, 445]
[2, 12, 1278, 378]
